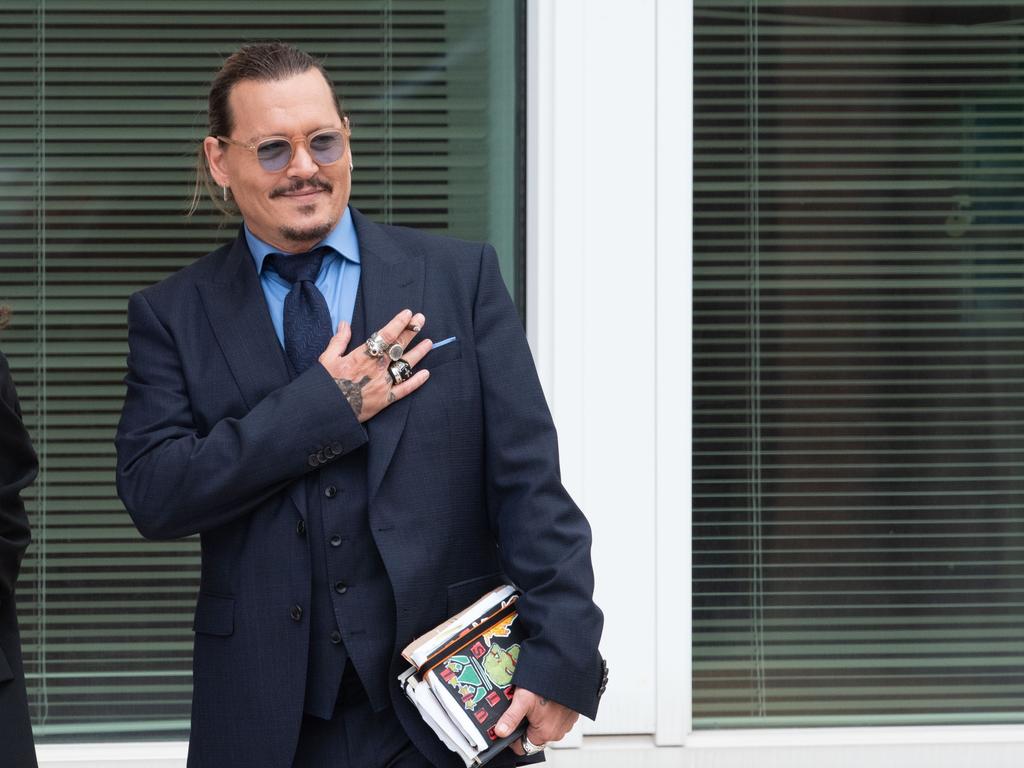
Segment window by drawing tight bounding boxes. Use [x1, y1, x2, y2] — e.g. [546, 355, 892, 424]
[693, 1, 1024, 728]
[1, 0, 524, 741]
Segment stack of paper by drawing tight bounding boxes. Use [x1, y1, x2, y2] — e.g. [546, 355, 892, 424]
[399, 584, 527, 766]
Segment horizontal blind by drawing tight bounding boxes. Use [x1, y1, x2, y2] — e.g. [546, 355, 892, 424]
[693, 1, 1024, 728]
[0, 0, 521, 741]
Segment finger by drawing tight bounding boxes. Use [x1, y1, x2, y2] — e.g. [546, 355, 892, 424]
[389, 369, 429, 401]
[392, 311, 425, 350]
[321, 321, 351, 361]
[373, 308, 414, 348]
[400, 338, 433, 368]
[494, 691, 530, 739]
[525, 722, 548, 747]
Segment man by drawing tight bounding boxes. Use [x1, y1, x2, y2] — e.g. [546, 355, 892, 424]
[116, 42, 606, 768]
[1, 308, 40, 768]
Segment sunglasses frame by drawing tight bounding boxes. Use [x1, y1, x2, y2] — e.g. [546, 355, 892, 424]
[216, 118, 351, 172]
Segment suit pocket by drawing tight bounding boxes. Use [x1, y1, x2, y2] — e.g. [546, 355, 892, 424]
[192, 593, 234, 637]
[0, 645, 12, 682]
[424, 338, 462, 370]
[446, 572, 505, 616]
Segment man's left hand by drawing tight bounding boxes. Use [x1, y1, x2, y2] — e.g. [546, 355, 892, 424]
[494, 687, 579, 755]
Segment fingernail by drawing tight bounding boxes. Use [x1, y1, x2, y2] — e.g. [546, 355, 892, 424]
[495, 724, 508, 737]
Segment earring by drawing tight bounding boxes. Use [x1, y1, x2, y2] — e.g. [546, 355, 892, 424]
[222, 186, 229, 201]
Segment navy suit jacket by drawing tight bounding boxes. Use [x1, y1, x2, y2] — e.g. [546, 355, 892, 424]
[1, 351, 39, 768]
[115, 210, 605, 767]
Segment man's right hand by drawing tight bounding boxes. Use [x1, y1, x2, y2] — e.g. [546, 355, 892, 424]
[318, 308, 432, 423]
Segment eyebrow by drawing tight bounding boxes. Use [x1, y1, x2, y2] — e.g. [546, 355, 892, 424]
[242, 124, 343, 144]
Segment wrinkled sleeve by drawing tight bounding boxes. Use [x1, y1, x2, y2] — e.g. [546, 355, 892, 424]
[115, 290, 368, 540]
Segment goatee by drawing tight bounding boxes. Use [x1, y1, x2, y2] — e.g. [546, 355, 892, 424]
[280, 219, 334, 244]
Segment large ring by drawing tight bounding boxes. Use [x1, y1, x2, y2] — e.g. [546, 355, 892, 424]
[387, 341, 405, 362]
[365, 332, 388, 358]
[388, 359, 413, 384]
[520, 735, 546, 756]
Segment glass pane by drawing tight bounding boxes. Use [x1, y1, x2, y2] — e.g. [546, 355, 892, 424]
[693, 0, 1024, 728]
[0, 0, 524, 742]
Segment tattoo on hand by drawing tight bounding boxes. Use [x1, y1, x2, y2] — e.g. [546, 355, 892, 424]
[335, 375, 371, 416]
[387, 390, 396, 404]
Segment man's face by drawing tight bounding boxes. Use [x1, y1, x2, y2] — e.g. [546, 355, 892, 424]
[204, 69, 351, 253]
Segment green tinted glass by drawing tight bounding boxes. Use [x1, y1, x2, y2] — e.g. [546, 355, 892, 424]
[694, 0, 1024, 729]
[1, 0, 524, 742]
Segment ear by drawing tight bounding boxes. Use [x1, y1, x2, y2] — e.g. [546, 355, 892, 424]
[203, 136, 230, 187]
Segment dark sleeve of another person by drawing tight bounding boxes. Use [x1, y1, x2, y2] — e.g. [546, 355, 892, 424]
[0, 351, 38, 602]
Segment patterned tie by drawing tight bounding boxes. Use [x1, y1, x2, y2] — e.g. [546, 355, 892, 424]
[265, 246, 334, 374]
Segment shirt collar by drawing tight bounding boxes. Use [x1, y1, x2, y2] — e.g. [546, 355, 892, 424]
[245, 205, 361, 275]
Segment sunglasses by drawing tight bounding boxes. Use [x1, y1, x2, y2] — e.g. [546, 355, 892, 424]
[216, 125, 349, 172]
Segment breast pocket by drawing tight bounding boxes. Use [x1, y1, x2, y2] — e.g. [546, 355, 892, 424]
[423, 338, 461, 370]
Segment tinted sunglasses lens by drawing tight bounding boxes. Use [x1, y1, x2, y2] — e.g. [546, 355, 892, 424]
[256, 139, 292, 171]
[309, 131, 345, 165]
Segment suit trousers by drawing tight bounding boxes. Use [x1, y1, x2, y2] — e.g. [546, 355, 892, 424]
[292, 666, 432, 768]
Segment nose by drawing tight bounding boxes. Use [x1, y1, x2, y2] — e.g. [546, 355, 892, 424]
[286, 140, 319, 178]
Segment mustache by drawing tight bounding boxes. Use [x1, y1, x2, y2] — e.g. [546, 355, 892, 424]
[270, 177, 333, 198]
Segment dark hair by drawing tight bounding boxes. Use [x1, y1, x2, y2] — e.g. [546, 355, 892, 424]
[188, 42, 345, 217]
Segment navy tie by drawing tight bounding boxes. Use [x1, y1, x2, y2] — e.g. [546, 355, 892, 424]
[265, 246, 334, 374]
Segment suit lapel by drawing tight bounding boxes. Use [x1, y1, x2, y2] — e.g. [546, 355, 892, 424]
[352, 208, 425, 502]
[196, 230, 292, 410]
[196, 233, 308, 518]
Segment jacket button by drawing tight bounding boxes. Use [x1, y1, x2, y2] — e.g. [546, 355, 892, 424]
[296, 519, 306, 535]
[330, 630, 342, 645]
[334, 581, 348, 595]
[308, 454, 318, 467]
[290, 604, 303, 621]
[330, 534, 342, 547]
[325, 485, 338, 498]
[330, 442, 343, 454]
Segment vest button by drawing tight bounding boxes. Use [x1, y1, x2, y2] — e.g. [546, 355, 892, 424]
[290, 604, 303, 621]
[330, 534, 342, 547]
[334, 581, 348, 595]
[325, 485, 338, 498]
[330, 630, 342, 644]
[296, 519, 306, 535]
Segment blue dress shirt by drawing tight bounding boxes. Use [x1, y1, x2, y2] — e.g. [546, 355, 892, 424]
[245, 206, 362, 347]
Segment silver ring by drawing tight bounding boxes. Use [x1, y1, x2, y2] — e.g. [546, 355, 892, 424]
[387, 341, 405, 362]
[388, 359, 413, 384]
[520, 735, 546, 755]
[365, 332, 388, 358]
